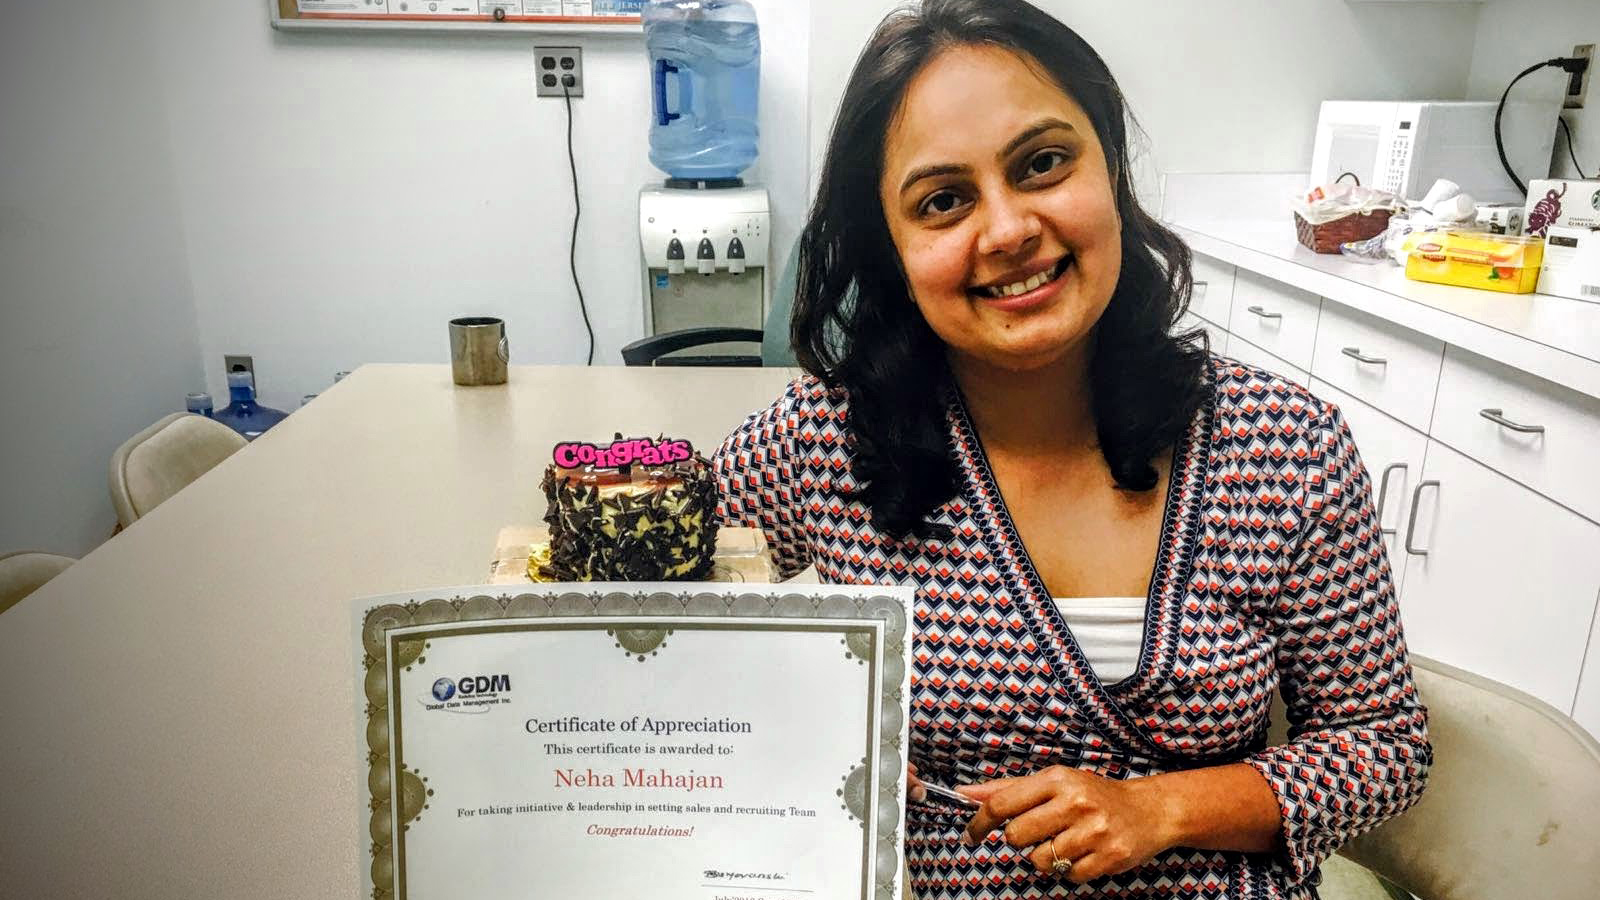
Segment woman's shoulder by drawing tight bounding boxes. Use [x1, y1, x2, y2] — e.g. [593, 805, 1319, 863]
[1205, 355, 1342, 444]
[719, 374, 854, 456]
[758, 373, 853, 426]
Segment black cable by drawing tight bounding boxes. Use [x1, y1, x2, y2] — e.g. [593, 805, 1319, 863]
[1495, 60, 1551, 196]
[1496, 56, 1591, 195]
[1558, 116, 1594, 180]
[563, 83, 595, 366]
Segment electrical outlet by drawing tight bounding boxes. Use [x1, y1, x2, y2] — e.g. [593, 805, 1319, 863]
[224, 354, 255, 380]
[535, 47, 583, 98]
[1568, 44, 1594, 109]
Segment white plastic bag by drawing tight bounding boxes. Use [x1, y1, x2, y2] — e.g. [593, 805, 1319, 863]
[1292, 183, 1399, 225]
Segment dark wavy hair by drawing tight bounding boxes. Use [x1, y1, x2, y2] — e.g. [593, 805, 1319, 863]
[791, 0, 1209, 541]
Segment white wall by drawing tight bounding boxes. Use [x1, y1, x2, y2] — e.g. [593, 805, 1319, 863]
[1467, 0, 1600, 183]
[150, 0, 808, 410]
[0, 1, 203, 556]
[808, 0, 1482, 199]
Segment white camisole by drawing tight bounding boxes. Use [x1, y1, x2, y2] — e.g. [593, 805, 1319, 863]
[1050, 597, 1147, 683]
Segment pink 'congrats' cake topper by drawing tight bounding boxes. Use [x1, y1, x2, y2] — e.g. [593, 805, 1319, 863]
[552, 436, 694, 470]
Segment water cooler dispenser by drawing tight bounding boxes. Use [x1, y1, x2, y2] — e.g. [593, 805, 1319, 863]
[638, 185, 770, 350]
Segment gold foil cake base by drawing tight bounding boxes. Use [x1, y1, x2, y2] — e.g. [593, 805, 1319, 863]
[490, 525, 777, 585]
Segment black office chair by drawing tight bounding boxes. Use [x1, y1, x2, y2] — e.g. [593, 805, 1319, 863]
[620, 326, 765, 367]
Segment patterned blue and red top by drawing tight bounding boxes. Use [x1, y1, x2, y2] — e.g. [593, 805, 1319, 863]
[713, 358, 1431, 900]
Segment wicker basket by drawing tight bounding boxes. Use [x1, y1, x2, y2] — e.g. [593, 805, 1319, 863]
[1294, 209, 1392, 254]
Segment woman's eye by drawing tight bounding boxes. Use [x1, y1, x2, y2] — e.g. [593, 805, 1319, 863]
[1023, 149, 1069, 179]
[918, 191, 966, 217]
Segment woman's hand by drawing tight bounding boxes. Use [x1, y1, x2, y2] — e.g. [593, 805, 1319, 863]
[956, 766, 1175, 883]
[908, 762, 927, 803]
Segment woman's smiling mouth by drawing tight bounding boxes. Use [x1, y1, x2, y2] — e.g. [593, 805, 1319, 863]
[968, 254, 1073, 308]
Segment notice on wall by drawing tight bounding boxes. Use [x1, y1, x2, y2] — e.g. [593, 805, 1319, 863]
[288, 0, 642, 22]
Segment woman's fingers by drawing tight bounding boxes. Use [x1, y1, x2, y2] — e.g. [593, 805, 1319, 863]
[992, 797, 1074, 851]
[906, 762, 925, 803]
[961, 769, 1073, 846]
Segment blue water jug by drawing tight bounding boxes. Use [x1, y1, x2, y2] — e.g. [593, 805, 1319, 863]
[644, 0, 760, 182]
[213, 370, 288, 441]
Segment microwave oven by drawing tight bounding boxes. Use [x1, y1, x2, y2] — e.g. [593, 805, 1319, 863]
[1310, 100, 1563, 205]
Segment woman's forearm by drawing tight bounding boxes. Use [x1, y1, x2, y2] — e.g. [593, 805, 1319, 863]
[1126, 763, 1282, 854]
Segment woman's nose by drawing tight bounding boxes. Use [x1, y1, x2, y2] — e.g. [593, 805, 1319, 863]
[975, 192, 1042, 258]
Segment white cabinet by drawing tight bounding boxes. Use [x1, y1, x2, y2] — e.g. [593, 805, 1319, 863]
[1185, 242, 1600, 736]
[1228, 271, 1322, 371]
[1398, 440, 1600, 715]
[1574, 597, 1600, 737]
[1310, 379, 1429, 596]
[1225, 335, 1308, 386]
[1178, 313, 1228, 356]
[1311, 302, 1444, 433]
[1430, 346, 1600, 525]
[1190, 254, 1235, 326]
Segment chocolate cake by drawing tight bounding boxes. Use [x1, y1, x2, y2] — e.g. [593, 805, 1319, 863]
[538, 455, 720, 581]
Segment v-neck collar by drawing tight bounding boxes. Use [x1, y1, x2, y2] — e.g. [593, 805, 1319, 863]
[943, 370, 1214, 760]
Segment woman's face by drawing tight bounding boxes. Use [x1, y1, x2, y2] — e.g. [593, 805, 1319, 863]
[878, 44, 1122, 373]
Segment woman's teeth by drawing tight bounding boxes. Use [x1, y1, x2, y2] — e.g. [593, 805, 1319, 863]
[977, 257, 1069, 298]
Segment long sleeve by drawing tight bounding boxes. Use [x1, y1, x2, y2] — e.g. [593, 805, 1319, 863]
[1244, 402, 1432, 886]
[712, 378, 815, 579]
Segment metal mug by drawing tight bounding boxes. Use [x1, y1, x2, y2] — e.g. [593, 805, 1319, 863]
[449, 317, 510, 386]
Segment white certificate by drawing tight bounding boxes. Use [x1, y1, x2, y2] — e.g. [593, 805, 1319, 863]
[355, 584, 912, 900]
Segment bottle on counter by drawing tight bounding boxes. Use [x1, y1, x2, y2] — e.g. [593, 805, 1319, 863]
[186, 392, 214, 418]
[213, 371, 288, 441]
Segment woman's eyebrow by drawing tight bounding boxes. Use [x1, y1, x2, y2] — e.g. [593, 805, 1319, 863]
[999, 117, 1075, 159]
[896, 118, 1077, 196]
[899, 163, 969, 195]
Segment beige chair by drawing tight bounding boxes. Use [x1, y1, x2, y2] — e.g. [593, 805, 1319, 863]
[110, 413, 247, 528]
[1333, 655, 1600, 899]
[0, 551, 75, 614]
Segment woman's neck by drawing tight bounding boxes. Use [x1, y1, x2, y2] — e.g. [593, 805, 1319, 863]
[949, 342, 1096, 456]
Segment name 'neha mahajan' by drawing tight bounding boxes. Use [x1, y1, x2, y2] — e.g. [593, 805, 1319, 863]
[554, 767, 726, 793]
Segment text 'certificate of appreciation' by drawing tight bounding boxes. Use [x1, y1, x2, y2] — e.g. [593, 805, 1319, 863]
[355, 584, 912, 900]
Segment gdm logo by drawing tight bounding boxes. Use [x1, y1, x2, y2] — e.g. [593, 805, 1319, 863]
[456, 674, 511, 695]
[432, 678, 456, 701]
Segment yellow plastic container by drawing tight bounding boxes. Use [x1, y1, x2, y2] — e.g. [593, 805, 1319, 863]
[1404, 231, 1545, 294]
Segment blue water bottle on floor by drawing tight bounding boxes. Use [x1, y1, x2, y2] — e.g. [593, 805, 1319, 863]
[213, 371, 288, 440]
[644, 0, 760, 183]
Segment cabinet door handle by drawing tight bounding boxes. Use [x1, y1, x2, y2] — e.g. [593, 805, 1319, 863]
[1479, 408, 1545, 434]
[1246, 305, 1282, 320]
[1341, 346, 1388, 365]
[1404, 480, 1439, 556]
[1376, 462, 1407, 537]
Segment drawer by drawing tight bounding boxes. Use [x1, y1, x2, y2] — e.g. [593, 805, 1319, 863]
[1431, 346, 1600, 523]
[1311, 301, 1444, 432]
[1225, 335, 1308, 387]
[1310, 378, 1429, 596]
[1189, 254, 1234, 327]
[1227, 270, 1321, 372]
[1176, 313, 1228, 356]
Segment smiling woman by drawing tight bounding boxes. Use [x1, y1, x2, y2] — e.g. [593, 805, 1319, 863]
[793, 3, 1211, 542]
[713, 1, 1430, 898]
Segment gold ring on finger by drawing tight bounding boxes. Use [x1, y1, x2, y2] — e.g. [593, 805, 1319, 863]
[1048, 837, 1073, 877]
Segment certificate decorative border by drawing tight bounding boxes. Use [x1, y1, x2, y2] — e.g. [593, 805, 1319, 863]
[359, 587, 909, 900]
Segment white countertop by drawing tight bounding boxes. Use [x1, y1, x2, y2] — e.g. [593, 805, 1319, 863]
[1172, 219, 1600, 401]
[0, 363, 803, 899]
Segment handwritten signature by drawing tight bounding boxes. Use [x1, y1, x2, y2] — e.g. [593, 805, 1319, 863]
[704, 869, 785, 882]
